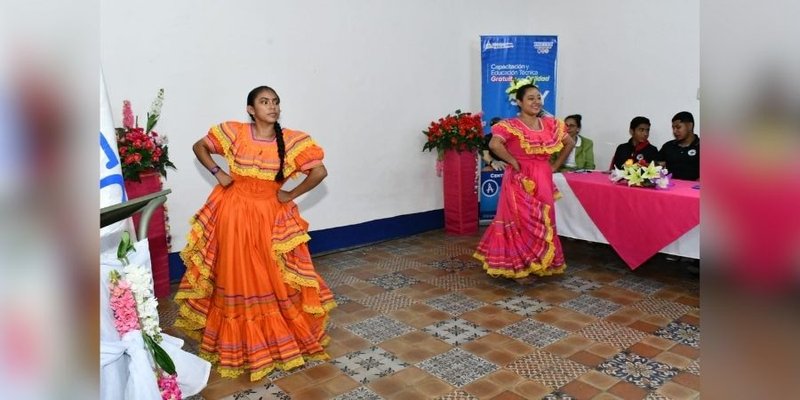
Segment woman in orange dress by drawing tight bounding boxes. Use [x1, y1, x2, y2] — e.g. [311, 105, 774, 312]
[474, 84, 575, 282]
[174, 85, 336, 381]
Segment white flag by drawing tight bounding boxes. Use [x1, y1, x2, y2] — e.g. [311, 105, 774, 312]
[99, 70, 132, 252]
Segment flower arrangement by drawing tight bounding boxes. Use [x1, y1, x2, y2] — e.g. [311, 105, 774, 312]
[110, 232, 181, 400]
[116, 89, 176, 182]
[610, 159, 673, 189]
[422, 109, 485, 157]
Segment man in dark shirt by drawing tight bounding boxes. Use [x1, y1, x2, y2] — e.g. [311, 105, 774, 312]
[658, 111, 699, 180]
[611, 116, 659, 169]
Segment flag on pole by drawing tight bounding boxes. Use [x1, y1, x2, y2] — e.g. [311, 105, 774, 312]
[99, 70, 131, 252]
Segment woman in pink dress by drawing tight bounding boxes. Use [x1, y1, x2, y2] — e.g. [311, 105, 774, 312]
[474, 84, 575, 282]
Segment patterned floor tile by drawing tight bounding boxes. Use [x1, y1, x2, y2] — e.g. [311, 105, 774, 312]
[534, 358, 590, 389]
[610, 275, 666, 295]
[317, 254, 370, 270]
[330, 346, 410, 384]
[560, 294, 623, 318]
[576, 321, 628, 342]
[335, 293, 353, 305]
[506, 349, 563, 378]
[630, 297, 694, 320]
[487, 277, 535, 294]
[601, 327, 651, 350]
[266, 359, 324, 381]
[556, 276, 603, 293]
[655, 322, 700, 348]
[494, 295, 553, 317]
[353, 292, 416, 314]
[247, 381, 292, 400]
[332, 385, 384, 400]
[433, 243, 475, 258]
[421, 318, 491, 346]
[324, 269, 369, 288]
[436, 389, 479, 399]
[417, 348, 498, 387]
[499, 319, 569, 347]
[367, 272, 419, 291]
[429, 258, 474, 273]
[426, 274, 483, 291]
[377, 256, 431, 273]
[164, 230, 701, 400]
[686, 359, 700, 375]
[345, 315, 416, 344]
[425, 293, 487, 316]
[598, 352, 678, 390]
[542, 392, 576, 399]
[565, 261, 592, 272]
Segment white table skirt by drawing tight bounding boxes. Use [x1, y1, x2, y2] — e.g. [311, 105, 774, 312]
[553, 173, 699, 259]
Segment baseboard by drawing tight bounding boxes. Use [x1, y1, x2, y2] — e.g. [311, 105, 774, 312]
[168, 209, 445, 282]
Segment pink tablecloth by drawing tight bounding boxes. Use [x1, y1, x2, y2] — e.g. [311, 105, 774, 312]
[563, 172, 700, 269]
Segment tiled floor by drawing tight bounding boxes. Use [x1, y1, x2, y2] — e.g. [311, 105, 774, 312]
[160, 229, 700, 400]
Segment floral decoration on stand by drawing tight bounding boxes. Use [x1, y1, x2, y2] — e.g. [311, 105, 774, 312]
[422, 109, 485, 176]
[108, 232, 182, 400]
[610, 159, 673, 189]
[116, 89, 176, 182]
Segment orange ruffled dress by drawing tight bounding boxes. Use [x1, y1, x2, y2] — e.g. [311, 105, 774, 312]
[474, 117, 568, 278]
[174, 121, 336, 381]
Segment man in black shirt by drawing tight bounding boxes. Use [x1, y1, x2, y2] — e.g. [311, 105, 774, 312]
[610, 116, 659, 169]
[658, 111, 699, 180]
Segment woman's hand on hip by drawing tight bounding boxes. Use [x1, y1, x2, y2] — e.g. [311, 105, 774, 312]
[277, 190, 294, 203]
[216, 171, 233, 187]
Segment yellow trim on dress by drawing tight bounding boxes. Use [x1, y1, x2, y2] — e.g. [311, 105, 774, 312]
[498, 119, 566, 155]
[474, 204, 566, 278]
[209, 124, 320, 181]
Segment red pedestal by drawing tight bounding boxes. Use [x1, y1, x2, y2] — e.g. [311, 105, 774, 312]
[442, 150, 478, 235]
[124, 172, 171, 299]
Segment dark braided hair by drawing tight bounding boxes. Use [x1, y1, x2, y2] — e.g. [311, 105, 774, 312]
[247, 85, 286, 181]
[274, 122, 286, 181]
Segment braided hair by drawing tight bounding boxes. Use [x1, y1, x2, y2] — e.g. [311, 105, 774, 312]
[247, 85, 286, 181]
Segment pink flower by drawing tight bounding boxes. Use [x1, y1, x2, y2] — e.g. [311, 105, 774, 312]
[109, 278, 141, 336]
[122, 100, 135, 129]
[158, 373, 182, 400]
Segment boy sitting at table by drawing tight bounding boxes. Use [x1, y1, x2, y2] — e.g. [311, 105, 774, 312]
[657, 111, 700, 181]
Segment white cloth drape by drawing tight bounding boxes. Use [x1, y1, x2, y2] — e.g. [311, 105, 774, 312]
[100, 239, 210, 399]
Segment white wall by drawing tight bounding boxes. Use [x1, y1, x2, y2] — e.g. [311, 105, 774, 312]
[101, 0, 698, 250]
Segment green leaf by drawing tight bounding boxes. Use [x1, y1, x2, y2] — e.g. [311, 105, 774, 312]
[116, 231, 135, 263]
[144, 334, 176, 375]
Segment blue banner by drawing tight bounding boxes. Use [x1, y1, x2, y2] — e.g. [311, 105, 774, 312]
[479, 35, 558, 220]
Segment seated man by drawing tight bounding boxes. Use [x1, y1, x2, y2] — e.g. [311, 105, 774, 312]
[658, 111, 699, 180]
[552, 114, 595, 171]
[610, 116, 659, 169]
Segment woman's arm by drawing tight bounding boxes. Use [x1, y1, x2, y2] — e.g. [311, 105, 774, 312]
[488, 136, 520, 171]
[583, 140, 596, 170]
[193, 138, 232, 187]
[278, 164, 328, 203]
[550, 135, 576, 172]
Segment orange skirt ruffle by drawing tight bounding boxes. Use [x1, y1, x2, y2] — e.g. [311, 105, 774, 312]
[174, 176, 336, 381]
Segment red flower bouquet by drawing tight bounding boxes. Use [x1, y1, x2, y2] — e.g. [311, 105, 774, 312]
[422, 109, 485, 158]
[116, 89, 176, 181]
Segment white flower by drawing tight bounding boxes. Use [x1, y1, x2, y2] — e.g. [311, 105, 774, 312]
[609, 168, 625, 182]
[149, 88, 165, 120]
[121, 263, 163, 340]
